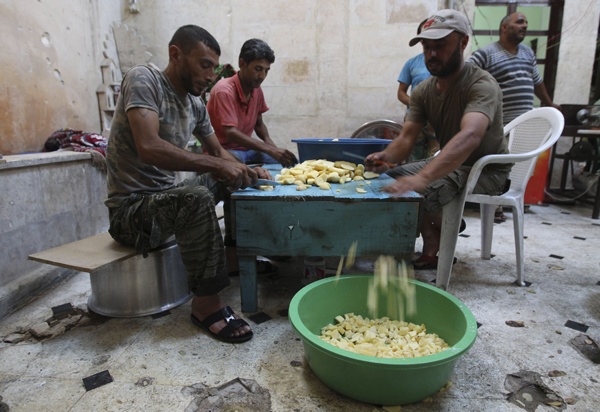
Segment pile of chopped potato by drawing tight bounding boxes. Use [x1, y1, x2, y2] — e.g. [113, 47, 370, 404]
[320, 313, 449, 358]
[326, 253, 447, 359]
[275, 159, 380, 191]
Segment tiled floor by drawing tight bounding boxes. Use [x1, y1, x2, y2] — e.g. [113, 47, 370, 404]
[1, 201, 599, 411]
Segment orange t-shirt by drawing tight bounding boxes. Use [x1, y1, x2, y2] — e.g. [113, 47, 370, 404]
[206, 73, 269, 151]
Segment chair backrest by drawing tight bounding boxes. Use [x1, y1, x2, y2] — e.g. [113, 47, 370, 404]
[504, 107, 564, 192]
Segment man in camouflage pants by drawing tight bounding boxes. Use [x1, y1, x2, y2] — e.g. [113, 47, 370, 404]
[105, 25, 269, 343]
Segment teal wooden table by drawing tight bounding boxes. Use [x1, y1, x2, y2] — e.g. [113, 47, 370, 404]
[231, 173, 422, 312]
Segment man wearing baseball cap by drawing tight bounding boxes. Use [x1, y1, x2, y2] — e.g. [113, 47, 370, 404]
[366, 9, 511, 271]
[408, 9, 471, 46]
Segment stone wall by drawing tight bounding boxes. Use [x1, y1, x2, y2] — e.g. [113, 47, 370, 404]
[0, 152, 109, 319]
[2, 0, 598, 157]
[117, 0, 441, 154]
[555, 0, 600, 105]
[0, 0, 123, 155]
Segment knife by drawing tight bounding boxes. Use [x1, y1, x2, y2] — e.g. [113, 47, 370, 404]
[341, 151, 396, 168]
[341, 151, 369, 163]
[253, 179, 281, 186]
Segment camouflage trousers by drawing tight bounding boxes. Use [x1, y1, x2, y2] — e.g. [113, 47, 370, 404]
[387, 158, 509, 214]
[108, 175, 232, 296]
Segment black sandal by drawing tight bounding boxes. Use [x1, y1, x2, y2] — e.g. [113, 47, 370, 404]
[494, 211, 507, 223]
[191, 306, 253, 343]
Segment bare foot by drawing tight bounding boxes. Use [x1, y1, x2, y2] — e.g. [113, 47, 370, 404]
[191, 295, 251, 339]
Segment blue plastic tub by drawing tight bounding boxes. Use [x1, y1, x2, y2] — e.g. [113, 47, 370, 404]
[292, 138, 391, 163]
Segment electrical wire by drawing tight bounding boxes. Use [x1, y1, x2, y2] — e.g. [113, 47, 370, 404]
[543, 0, 598, 52]
[544, 172, 599, 202]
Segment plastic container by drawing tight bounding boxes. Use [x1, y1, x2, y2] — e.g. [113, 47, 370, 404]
[292, 138, 392, 163]
[302, 256, 326, 285]
[288, 275, 478, 406]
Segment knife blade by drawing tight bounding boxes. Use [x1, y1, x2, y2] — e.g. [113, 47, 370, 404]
[341, 151, 367, 162]
[341, 151, 396, 168]
[253, 179, 281, 186]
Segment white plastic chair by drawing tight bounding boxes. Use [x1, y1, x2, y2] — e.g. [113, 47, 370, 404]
[436, 107, 565, 290]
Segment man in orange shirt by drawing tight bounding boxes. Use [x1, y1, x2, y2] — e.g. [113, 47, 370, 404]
[207, 39, 297, 167]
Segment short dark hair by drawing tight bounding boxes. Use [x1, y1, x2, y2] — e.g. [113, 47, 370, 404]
[239, 39, 275, 64]
[169, 25, 221, 56]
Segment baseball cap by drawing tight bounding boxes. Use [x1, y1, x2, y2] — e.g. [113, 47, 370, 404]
[409, 9, 470, 47]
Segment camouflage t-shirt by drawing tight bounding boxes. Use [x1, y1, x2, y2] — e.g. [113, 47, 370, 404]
[105, 65, 214, 208]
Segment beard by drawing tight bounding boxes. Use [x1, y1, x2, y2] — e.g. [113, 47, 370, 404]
[179, 64, 202, 97]
[512, 31, 526, 44]
[426, 42, 463, 78]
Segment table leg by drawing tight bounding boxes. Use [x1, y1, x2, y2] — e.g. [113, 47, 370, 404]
[548, 143, 557, 189]
[593, 180, 600, 220]
[239, 255, 258, 312]
[560, 155, 570, 192]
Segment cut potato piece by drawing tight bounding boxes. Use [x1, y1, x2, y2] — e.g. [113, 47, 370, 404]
[327, 172, 340, 183]
[327, 166, 346, 175]
[257, 185, 274, 191]
[356, 187, 367, 194]
[363, 171, 380, 179]
[335, 161, 357, 171]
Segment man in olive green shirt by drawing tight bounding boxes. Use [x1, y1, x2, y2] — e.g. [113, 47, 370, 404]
[366, 10, 510, 270]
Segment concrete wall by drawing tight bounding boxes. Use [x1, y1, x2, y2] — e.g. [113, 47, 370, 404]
[2, 0, 598, 156]
[0, 0, 123, 155]
[0, 153, 108, 319]
[554, 0, 600, 105]
[120, 0, 441, 152]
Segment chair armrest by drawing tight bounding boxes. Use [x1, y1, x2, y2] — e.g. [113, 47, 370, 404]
[463, 153, 524, 195]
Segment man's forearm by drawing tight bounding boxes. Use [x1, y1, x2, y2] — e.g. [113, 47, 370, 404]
[534, 83, 554, 106]
[397, 83, 410, 106]
[254, 119, 275, 146]
[224, 127, 274, 152]
[417, 113, 488, 185]
[142, 139, 233, 175]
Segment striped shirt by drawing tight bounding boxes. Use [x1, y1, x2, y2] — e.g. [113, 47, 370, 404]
[467, 42, 542, 125]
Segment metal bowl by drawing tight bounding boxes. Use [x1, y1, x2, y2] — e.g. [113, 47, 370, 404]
[88, 242, 192, 317]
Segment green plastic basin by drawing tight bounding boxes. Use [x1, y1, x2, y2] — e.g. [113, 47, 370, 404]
[288, 275, 478, 406]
